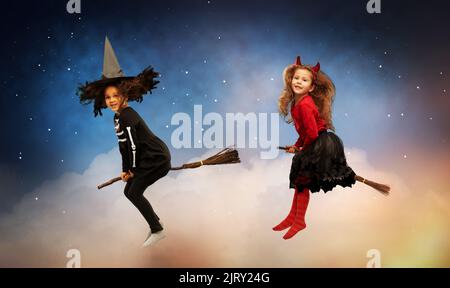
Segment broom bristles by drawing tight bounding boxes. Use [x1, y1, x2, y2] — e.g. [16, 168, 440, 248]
[170, 147, 241, 170]
[355, 175, 390, 196]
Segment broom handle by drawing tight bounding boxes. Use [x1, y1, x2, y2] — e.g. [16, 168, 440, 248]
[278, 146, 301, 153]
[97, 177, 122, 190]
[98, 162, 204, 189]
[170, 162, 203, 170]
[169, 166, 183, 170]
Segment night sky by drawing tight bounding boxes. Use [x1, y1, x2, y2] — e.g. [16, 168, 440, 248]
[0, 0, 449, 267]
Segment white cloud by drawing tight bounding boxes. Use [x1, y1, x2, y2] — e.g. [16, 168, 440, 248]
[0, 147, 448, 267]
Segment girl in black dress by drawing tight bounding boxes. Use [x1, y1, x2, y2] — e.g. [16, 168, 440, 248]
[78, 37, 170, 247]
[273, 56, 390, 240]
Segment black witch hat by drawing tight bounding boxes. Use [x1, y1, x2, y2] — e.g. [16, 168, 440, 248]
[78, 36, 160, 116]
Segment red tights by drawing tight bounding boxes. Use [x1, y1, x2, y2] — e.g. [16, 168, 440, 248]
[272, 187, 310, 239]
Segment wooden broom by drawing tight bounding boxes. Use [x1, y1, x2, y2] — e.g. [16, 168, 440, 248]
[97, 147, 240, 189]
[278, 146, 391, 196]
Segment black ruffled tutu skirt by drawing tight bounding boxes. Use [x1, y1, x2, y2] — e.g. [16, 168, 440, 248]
[289, 130, 356, 193]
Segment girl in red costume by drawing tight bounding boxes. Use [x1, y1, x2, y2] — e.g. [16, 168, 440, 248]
[273, 56, 357, 240]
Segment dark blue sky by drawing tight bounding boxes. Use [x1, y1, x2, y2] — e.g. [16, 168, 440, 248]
[1, 0, 449, 213]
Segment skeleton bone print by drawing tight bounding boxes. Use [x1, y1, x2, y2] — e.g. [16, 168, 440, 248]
[114, 112, 137, 170]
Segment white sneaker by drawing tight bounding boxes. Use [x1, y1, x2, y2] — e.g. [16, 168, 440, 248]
[143, 231, 166, 247]
[143, 229, 152, 243]
[142, 222, 163, 245]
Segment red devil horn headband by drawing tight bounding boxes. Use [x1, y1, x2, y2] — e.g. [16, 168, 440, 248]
[312, 62, 320, 73]
[294, 56, 320, 74]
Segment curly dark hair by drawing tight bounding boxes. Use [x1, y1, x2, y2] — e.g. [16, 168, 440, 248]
[77, 66, 160, 117]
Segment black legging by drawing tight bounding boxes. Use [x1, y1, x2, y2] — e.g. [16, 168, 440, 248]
[124, 166, 170, 233]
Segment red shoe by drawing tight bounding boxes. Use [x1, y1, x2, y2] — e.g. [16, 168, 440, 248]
[283, 188, 310, 240]
[272, 192, 298, 231]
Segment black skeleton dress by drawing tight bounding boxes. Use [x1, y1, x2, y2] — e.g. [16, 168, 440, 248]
[114, 106, 171, 175]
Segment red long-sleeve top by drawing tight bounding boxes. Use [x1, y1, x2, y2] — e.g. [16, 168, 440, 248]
[291, 95, 328, 149]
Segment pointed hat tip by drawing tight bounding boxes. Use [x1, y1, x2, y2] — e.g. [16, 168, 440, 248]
[102, 36, 125, 78]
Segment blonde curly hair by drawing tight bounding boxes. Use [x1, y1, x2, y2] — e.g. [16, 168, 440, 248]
[278, 64, 335, 131]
